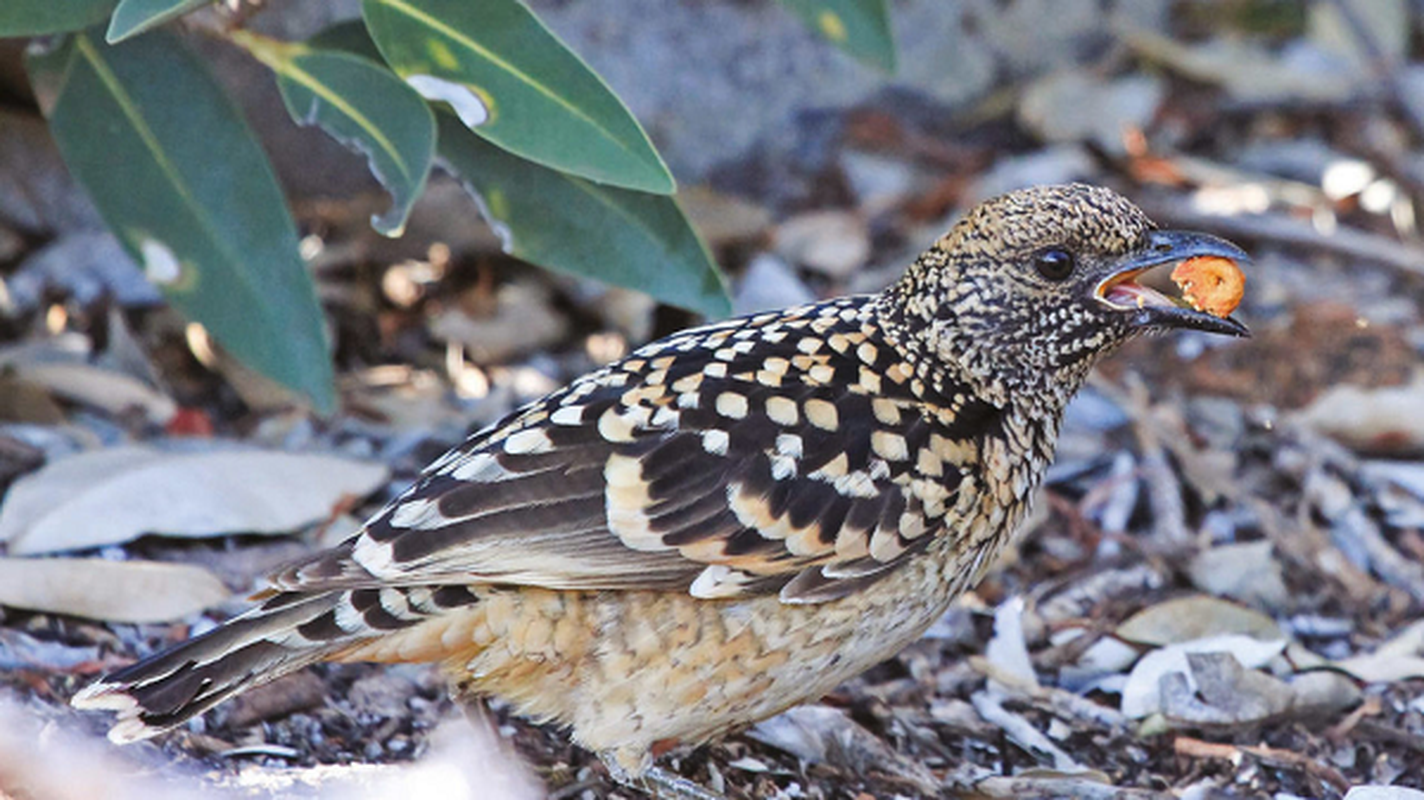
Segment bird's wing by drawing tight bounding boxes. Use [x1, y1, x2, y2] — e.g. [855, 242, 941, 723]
[275, 302, 988, 603]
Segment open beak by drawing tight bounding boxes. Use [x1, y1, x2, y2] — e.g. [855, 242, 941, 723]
[1093, 230, 1250, 338]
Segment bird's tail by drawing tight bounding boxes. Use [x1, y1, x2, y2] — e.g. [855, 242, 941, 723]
[71, 590, 362, 743]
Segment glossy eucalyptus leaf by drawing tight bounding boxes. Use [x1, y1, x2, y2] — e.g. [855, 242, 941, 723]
[0, 0, 116, 36]
[777, 0, 896, 72]
[106, 0, 209, 43]
[232, 31, 434, 237]
[26, 31, 336, 412]
[308, 18, 386, 62]
[362, 0, 674, 195]
[436, 114, 728, 318]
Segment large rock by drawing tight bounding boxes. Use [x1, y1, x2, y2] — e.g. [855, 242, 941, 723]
[249, 0, 1169, 187]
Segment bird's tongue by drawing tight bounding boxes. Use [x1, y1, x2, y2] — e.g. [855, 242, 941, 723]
[1103, 278, 1178, 309]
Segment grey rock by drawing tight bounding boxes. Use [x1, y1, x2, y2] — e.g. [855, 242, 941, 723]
[347, 669, 421, 720]
[1188, 541, 1290, 610]
[839, 150, 921, 215]
[242, 1, 1169, 186]
[968, 145, 1098, 205]
[1234, 137, 1352, 185]
[1062, 387, 1130, 434]
[1185, 396, 1246, 453]
[0, 110, 104, 234]
[6, 230, 163, 312]
[733, 253, 815, 316]
[965, 0, 1168, 76]
[1019, 70, 1164, 154]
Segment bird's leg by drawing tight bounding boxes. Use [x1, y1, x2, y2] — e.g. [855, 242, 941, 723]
[600, 750, 725, 800]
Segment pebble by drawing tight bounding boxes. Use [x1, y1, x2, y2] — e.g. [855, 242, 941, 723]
[733, 253, 815, 316]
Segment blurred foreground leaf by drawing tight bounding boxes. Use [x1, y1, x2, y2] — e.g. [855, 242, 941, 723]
[777, 0, 896, 72]
[105, 0, 209, 43]
[363, 0, 674, 194]
[0, 0, 116, 36]
[26, 31, 336, 412]
[233, 30, 435, 237]
[437, 114, 729, 318]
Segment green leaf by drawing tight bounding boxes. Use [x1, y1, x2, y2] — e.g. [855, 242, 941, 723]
[777, 0, 896, 72]
[231, 30, 435, 238]
[27, 31, 336, 413]
[436, 114, 728, 318]
[106, 0, 210, 43]
[362, 0, 675, 195]
[0, 0, 116, 36]
[308, 19, 386, 63]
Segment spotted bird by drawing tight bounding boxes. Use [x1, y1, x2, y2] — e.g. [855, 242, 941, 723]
[74, 184, 1249, 797]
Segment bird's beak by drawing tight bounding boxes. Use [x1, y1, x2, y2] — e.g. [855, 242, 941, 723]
[1092, 230, 1250, 337]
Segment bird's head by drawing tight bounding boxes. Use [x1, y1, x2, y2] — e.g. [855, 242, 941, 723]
[881, 183, 1249, 407]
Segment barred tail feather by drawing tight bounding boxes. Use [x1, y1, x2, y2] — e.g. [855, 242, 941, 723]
[72, 591, 358, 744]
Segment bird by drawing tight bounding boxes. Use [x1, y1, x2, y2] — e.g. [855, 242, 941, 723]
[72, 183, 1248, 797]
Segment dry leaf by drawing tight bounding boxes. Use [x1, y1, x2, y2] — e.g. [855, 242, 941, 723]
[0, 446, 167, 543]
[1117, 595, 1283, 645]
[1121, 634, 1287, 719]
[1019, 69, 1163, 155]
[1159, 651, 1293, 725]
[1187, 542, 1289, 610]
[1345, 787, 1424, 800]
[429, 280, 568, 364]
[1296, 378, 1424, 454]
[985, 597, 1038, 692]
[1121, 27, 1357, 103]
[1287, 671, 1361, 718]
[748, 706, 939, 793]
[18, 362, 176, 424]
[678, 185, 772, 247]
[773, 210, 871, 280]
[225, 671, 329, 728]
[0, 446, 389, 554]
[342, 366, 472, 432]
[0, 557, 228, 622]
[1335, 619, 1424, 683]
[0, 375, 65, 425]
[0, 627, 99, 671]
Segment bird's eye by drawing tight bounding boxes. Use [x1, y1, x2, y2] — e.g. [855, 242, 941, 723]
[1034, 248, 1075, 281]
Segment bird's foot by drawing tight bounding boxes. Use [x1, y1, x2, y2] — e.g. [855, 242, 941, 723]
[601, 753, 724, 800]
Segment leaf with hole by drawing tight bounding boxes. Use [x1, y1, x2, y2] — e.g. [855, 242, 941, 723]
[362, 0, 674, 194]
[233, 31, 434, 237]
[26, 31, 336, 412]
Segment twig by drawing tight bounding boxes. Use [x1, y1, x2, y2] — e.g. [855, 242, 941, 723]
[969, 690, 1080, 772]
[955, 773, 1173, 799]
[1324, 694, 1382, 741]
[969, 656, 1131, 735]
[1173, 736, 1352, 792]
[1353, 719, 1424, 755]
[1138, 194, 1424, 278]
[1249, 497, 1383, 606]
[1307, 470, 1424, 602]
[547, 777, 605, 800]
[1326, 0, 1424, 141]
[1124, 374, 1189, 546]
[1035, 563, 1166, 625]
[219, 743, 302, 759]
